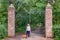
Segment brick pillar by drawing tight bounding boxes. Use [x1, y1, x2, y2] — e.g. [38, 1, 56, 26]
[45, 3, 53, 38]
[8, 4, 15, 37]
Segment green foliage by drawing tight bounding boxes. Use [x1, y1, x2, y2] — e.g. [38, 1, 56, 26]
[14, 0, 46, 33]
[52, 0, 60, 39]
[53, 24, 60, 40]
[52, 0, 60, 24]
[0, 24, 7, 39]
[0, 0, 8, 39]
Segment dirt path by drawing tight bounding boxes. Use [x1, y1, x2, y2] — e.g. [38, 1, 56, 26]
[4, 27, 54, 40]
[4, 33, 53, 40]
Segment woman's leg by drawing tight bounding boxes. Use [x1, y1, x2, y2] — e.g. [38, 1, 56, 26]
[26, 31, 30, 37]
[28, 31, 30, 37]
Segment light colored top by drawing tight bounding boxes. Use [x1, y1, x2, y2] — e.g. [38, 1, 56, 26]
[26, 25, 31, 31]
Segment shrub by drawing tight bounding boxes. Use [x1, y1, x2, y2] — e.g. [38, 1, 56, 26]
[53, 24, 60, 40]
[0, 24, 7, 39]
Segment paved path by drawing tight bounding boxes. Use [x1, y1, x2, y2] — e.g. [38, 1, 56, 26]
[4, 27, 54, 40]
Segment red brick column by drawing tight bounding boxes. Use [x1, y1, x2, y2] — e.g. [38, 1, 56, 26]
[45, 3, 53, 38]
[8, 4, 15, 37]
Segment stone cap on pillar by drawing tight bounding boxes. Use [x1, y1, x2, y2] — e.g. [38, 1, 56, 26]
[46, 3, 52, 9]
[8, 4, 15, 12]
[9, 4, 15, 8]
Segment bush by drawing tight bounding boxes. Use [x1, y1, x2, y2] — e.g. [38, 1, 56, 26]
[15, 25, 26, 33]
[0, 24, 7, 39]
[53, 24, 60, 40]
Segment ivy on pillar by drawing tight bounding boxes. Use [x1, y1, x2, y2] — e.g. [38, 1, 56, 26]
[8, 4, 15, 37]
[45, 3, 53, 38]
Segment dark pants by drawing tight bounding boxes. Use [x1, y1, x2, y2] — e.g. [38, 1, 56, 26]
[26, 31, 30, 37]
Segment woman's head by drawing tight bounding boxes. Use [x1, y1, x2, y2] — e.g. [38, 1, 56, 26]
[27, 24, 30, 26]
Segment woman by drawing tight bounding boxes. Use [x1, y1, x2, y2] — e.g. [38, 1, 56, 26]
[26, 24, 31, 37]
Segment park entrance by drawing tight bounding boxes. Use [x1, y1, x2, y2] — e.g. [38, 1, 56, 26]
[8, 3, 53, 38]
